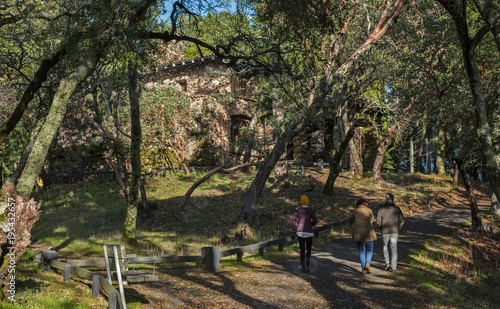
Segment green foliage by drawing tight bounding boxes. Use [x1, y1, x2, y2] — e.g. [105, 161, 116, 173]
[141, 86, 190, 146]
[184, 12, 255, 58]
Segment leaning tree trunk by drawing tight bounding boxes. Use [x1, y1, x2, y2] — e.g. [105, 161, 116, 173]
[323, 122, 357, 195]
[456, 159, 484, 231]
[238, 111, 312, 224]
[123, 61, 142, 245]
[437, 0, 500, 221]
[0, 48, 66, 146]
[16, 52, 101, 197]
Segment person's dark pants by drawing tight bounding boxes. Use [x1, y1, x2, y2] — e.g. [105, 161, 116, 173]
[297, 236, 313, 269]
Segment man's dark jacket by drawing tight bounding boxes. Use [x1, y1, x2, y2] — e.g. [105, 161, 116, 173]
[376, 202, 405, 234]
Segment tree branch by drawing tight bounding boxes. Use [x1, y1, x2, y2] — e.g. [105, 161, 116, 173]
[178, 163, 251, 209]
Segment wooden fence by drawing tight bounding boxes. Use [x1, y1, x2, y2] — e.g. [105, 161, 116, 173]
[47, 161, 330, 185]
[35, 251, 124, 309]
[38, 217, 350, 308]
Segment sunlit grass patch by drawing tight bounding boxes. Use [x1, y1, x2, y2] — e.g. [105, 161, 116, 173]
[407, 215, 500, 309]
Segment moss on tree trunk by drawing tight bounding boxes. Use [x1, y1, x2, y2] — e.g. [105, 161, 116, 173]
[123, 61, 142, 245]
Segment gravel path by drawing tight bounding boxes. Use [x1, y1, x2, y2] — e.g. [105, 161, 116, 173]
[129, 203, 488, 309]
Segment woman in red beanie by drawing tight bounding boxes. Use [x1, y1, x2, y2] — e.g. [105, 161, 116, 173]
[292, 195, 318, 273]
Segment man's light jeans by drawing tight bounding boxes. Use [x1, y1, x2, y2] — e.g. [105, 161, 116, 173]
[382, 234, 399, 270]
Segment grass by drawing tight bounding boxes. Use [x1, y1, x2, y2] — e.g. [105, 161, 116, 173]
[404, 215, 500, 309]
[1, 251, 108, 309]
[5, 169, 496, 308]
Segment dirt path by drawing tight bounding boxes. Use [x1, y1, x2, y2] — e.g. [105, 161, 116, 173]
[124, 203, 489, 309]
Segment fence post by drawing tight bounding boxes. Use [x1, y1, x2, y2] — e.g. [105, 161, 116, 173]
[202, 247, 220, 272]
[109, 292, 118, 309]
[63, 264, 71, 281]
[36, 251, 58, 272]
[318, 159, 324, 171]
[92, 274, 100, 297]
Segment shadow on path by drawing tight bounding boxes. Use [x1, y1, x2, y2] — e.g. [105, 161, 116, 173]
[132, 203, 487, 308]
[278, 203, 489, 308]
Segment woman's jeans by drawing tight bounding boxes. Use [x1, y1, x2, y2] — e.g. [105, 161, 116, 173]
[356, 241, 374, 268]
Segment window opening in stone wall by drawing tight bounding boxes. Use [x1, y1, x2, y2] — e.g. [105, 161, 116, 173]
[231, 115, 251, 143]
[178, 80, 187, 92]
[231, 76, 248, 96]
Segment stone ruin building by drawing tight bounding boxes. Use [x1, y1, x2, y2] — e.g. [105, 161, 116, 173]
[139, 52, 269, 170]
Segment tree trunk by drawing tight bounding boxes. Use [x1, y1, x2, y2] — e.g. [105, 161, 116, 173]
[491, 193, 500, 216]
[453, 163, 460, 188]
[472, 0, 500, 54]
[436, 0, 500, 214]
[456, 159, 483, 231]
[416, 123, 427, 173]
[343, 114, 363, 180]
[243, 111, 266, 167]
[0, 49, 66, 146]
[6, 122, 42, 185]
[273, 94, 289, 187]
[434, 125, 446, 176]
[425, 137, 432, 174]
[323, 122, 357, 195]
[435, 154, 446, 176]
[410, 138, 415, 173]
[179, 163, 251, 209]
[123, 61, 142, 245]
[0, 182, 40, 299]
[238, 113, 311, 223]
[16, 52, 101, 197]
[372, 125, 397, 184]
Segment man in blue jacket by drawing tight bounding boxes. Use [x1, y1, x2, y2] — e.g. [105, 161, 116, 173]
[376, 193, 405, 273]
